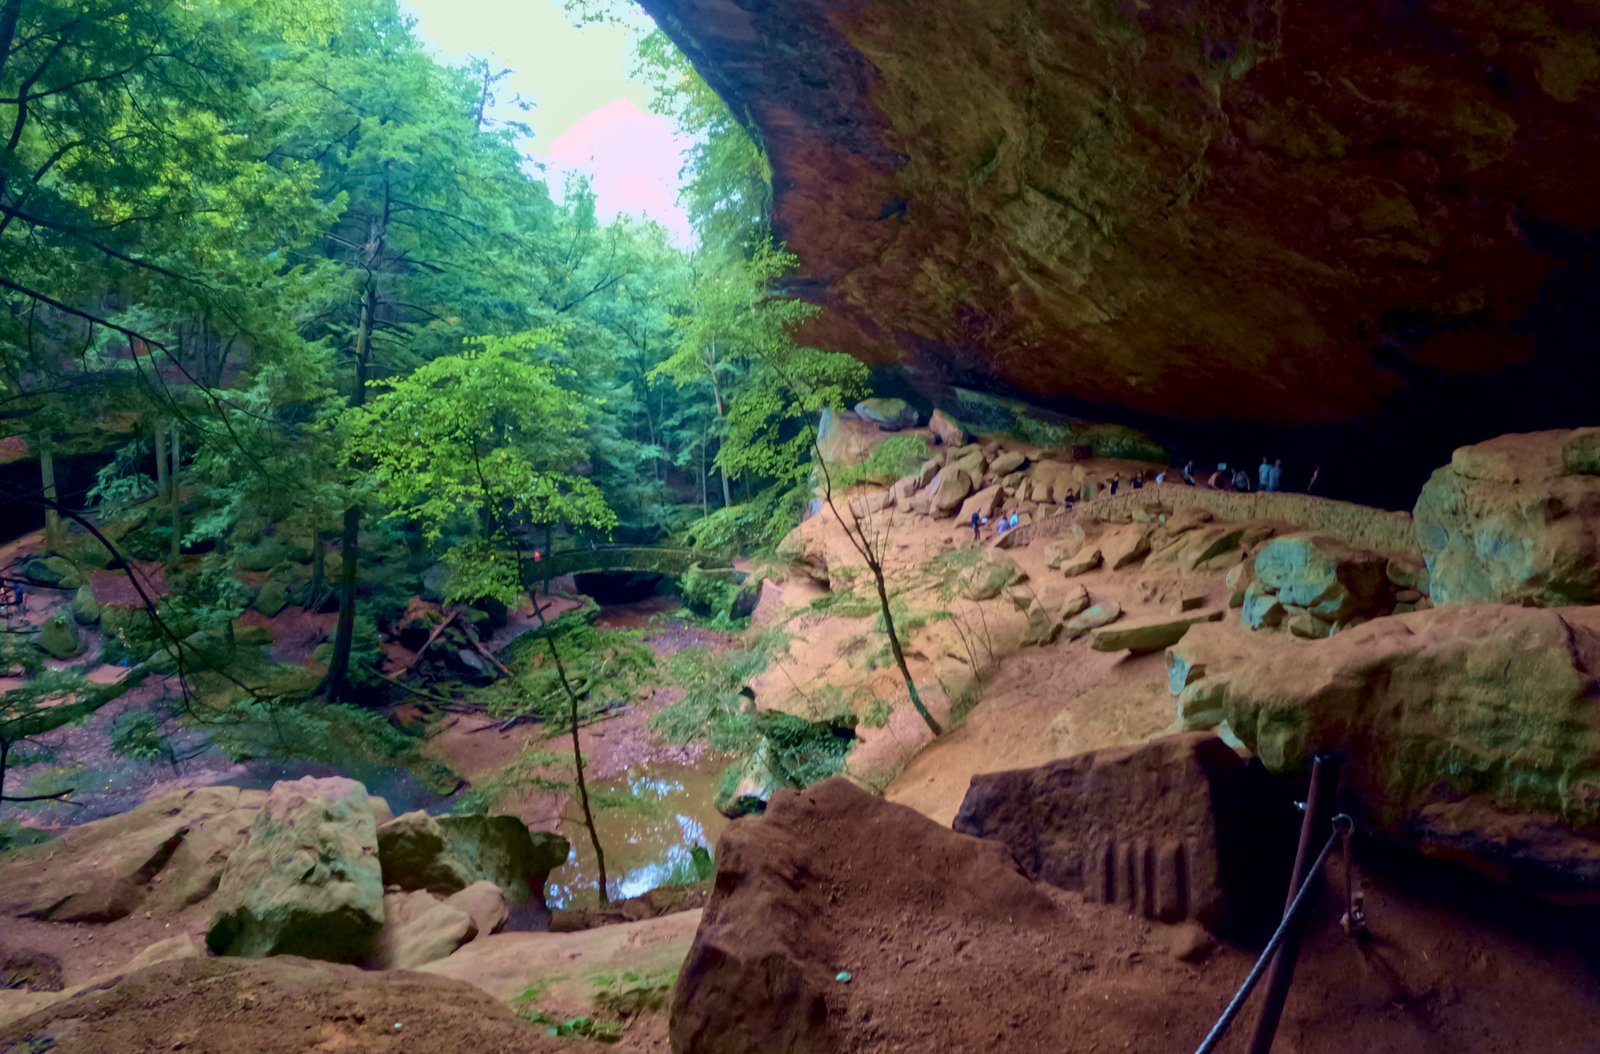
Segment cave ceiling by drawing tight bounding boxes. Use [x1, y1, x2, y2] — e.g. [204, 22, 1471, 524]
[638, 0, 1600, 429]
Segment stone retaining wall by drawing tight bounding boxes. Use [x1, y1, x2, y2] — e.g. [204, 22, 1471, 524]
[1007, 486, 1417, 556]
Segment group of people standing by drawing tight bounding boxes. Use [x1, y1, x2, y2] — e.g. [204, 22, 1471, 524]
[1174, 457, 1316, 494]
[0, 577, 26, 626]
[963, 451, 1322, 545]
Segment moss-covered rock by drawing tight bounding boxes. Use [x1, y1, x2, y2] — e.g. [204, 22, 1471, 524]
[853, 397, 918, 431]
[35, 614, 83, 659]
[69, 584, 101, 625]
[432, 815, 570, 905]
[1246, 533, 1390, 628]
[23, 555, 82, 589]
[236, 538, 289, 573]
[1173, 606, 1600, 901]
[960, 553, 1024, 600]
[206, 777, 385, 963]
[1416, 428, 1600, 607]
[252, 578, 290, 617]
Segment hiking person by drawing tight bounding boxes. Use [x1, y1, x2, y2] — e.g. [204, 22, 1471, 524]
[1259, 458, 1273, 491]
[1232, 467, 1251, 492]
[1206, 463, 1227, 489]
[1109, 473, 1121, 497]
[1131, 473, 1144, 490]
[1154, 469, 1167, 485]
[1270, 458, 1284, 492]
[1181, 461, 1197, 486]
[1008, 511, 1019, 530]
[970, 510, 982, 542]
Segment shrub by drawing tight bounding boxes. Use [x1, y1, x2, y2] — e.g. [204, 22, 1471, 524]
[679, 564, 740, 620]
[111, 711, 169, 762]
[833, 435, 931, 487]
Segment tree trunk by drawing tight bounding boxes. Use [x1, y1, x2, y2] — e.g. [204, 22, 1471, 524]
[566, 663, 608, 904]
[707, 336, 733, 509]
[153, 423, 169, 504]
[38, 430, 61, 552]
[309, 525, 325, 610]
[811, 428, 943, 737]
[325, 505, 361, 701]
[525, 590, 608, 904]
[699, 437, 709, 515]
[870, 562, 942, 735]
[325, 283, 375, 702]
[167, 424, 181, 568]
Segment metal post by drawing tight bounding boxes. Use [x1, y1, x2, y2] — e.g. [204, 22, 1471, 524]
[1247, 752, 1341, 1054]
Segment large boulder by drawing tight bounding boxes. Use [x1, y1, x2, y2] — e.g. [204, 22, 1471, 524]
[1058, 547, 1103, 577]
[1061, 601, 1121, 640]
[853, 397, 918, 431]
[251, 576, 291, 617]
[1089, 609, 1223, 655]
[444, 880, 509, 939]
[672, 779, 1063, 1054]
[987, 450, 1026, 478]
[1099, 524, 1153, 570]
[68, 585, 100, 625]
[376, 810, 567, 906]
[368, 890, 478, 970]
[34, 614, 82, 660]
[0, 787, 267, 923]
[926, 464, 974, 516]
[1021, 584, 1091, 646]
[1415, 429, 1600, 607]
[959, 553, 1025, 601]
[1169, 605, 1600, 902]
[205, 777, 385, 963]
[23, 556, 81, 589]
[376, 811, 476, 894]
[957, 483, 1002, 523]
[927, 408, 967, 447]
[1243, 533, 1391, 629]
[953, 733, 1273, 932]
[434, 815, 570, 905]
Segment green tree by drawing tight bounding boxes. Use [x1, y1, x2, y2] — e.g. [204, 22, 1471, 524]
[351, 329, 618, 900]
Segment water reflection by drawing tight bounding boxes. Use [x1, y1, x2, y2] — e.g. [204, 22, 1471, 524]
[546, 764, 728, 909]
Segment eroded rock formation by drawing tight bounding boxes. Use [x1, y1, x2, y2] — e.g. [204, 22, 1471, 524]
[952, 732, 1277, 931]
[1170, 604, 1600, 902]
[639, 0, 1600, 433]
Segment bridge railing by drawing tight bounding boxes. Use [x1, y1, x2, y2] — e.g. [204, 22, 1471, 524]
[531, 544, 737, 579]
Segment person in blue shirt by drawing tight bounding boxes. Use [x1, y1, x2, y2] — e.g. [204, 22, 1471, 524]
[1259, 458, 1273, 491]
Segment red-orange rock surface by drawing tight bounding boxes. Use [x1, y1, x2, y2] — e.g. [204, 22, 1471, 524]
[1170, 604, 1600, 901]
[670, 777, 1600, 1054]
[640, 0, 1600, 426]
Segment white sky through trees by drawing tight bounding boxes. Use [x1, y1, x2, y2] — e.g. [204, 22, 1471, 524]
[401, 0, 694, 244]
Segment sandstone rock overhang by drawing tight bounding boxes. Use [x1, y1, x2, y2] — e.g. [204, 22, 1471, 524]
[639, 0, 1600, 429]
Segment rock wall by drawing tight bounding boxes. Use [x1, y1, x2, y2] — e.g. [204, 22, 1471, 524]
[639, 0, 1600, 430]
[952, 733, 1284, 933]
[1010, 486, 1418, 556]
[1170, 605, 1600, 902]
[1415, 428, 1600, 606]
